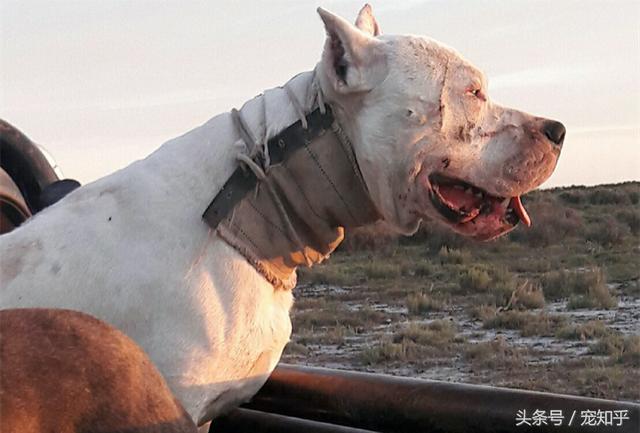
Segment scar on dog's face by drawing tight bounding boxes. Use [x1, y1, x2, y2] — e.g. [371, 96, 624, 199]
[317, 6, 565, 241]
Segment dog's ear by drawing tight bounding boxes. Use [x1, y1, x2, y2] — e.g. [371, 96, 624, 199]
[317, 7, 387, 94]
[355, 4, 381, 36]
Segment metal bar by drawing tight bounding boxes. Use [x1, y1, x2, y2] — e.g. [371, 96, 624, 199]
[211, 407, 380, 433]
[244, 364, 640, 433]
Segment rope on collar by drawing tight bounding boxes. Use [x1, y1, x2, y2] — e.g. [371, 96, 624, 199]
[202, 72, 380, 289]
[229, 74, 327, 267]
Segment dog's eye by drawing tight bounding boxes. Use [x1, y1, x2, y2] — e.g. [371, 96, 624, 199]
[468, 88, 486, 101]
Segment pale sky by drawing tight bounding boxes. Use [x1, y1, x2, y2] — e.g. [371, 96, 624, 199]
[1, 0, 639, 187]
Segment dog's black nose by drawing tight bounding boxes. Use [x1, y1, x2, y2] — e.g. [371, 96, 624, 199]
[542, 120, 566, 147]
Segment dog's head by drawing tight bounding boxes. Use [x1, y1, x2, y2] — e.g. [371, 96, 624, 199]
[316, 5, 564, 241]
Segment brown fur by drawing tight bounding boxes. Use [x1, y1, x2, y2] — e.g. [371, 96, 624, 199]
[0, 308, 196, 433]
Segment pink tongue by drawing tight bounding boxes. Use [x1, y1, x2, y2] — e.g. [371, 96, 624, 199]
[511, 196, 531, 227]
[439, 186, 482, 210]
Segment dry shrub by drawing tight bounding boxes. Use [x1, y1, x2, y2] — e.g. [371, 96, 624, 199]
[296, 325, 352, 345]
[482, 311, 566, 337]
[619, 336, 640, 366]
[463, 337, 525, 369]
[459, 266, 492, 291]
[283, 341, 310, 356]
[407, 217, 469, 251]
[341, 221, 398, 252]
[393, 320, 458, 348]
[559, 268, 617, 310]
[555, 320, 612, 340]
[438, 246, 472, 264]
[558, 189, 588, 205]
[490, 267, 517, 302]
[293, 297, 327, 311]
[590, 335, 640, 366]
[539, 269, 577, 299]
[406, 292, 445, 314]
[413, 262, 435, 277]
[586, 217, 630, 247]
[588, 188, 632, 205]
[360, 339, 421, 365]
[293, 303, 387, 330]
[298, 266, 354, 286]
[567, 285, 617, 310]
[505, 282, 545, 310]
[458, 265, 515, 304]
[511, 257, 552, 273]
[360, 261, 401, 279]
[616, 209, 640, 235]
[360, 320, 461, 365]
[509, 200, 583, 247]
[470, 305, 497, 322]
[540, 267, 609, 301]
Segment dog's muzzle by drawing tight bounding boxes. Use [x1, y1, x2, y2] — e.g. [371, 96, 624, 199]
[424, 173, 531, 241]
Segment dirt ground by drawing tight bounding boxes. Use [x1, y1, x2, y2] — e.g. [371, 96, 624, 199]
[281, 183, 640, 402]
[283, 282, 639, 402]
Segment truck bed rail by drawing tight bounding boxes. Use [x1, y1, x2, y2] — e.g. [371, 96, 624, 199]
[212, 364, 639, 433]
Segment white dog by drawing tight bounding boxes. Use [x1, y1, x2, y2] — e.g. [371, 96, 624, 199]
[0, 5, 564, 426]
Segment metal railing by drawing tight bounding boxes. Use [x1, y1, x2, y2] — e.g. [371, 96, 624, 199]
[212, 364, 639, 433]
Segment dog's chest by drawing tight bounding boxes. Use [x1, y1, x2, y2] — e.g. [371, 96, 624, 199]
[0, 181, 295, 420]
[165, 243, 294, 421]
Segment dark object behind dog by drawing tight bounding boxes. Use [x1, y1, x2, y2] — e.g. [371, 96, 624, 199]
[0, 308, 196, 433]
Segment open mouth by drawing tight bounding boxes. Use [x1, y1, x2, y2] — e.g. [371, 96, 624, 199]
[428, 173, 531, 238]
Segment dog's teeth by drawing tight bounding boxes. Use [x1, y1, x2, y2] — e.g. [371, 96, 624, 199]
[475, 192, 483, 198]
[453, 185, 465, 190]
[501, 198, 510, 208]
[465, 188, 474, 195]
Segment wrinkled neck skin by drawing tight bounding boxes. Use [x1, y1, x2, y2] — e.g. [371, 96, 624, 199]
[314, 65, 394, 220]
